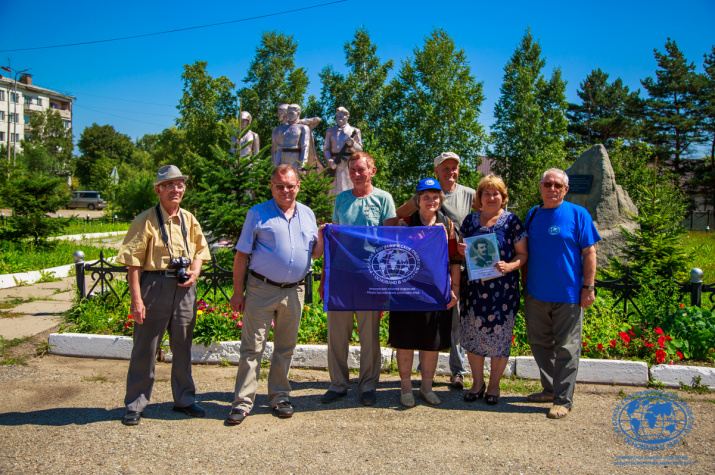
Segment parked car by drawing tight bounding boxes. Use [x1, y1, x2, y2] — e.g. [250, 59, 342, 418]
[68, 191, 107, 210]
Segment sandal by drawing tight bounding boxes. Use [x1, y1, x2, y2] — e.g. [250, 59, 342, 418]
[400, 392, 415, 408]
[463, 383, 486, 402]
[547, 404, 571, 419]
[485, 393, 500, 405]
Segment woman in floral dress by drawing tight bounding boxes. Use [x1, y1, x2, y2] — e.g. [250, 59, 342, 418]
[458, 174, 527, 405]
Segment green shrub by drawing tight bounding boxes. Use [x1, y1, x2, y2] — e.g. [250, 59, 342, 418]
[661, 305, 715, 361]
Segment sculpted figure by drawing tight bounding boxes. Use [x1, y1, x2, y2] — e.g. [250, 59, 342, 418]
[231, 111, 260, 158]
[272, 104, 311, 168]
[276, 103, 323, 171]
[324, 107, 363, 194]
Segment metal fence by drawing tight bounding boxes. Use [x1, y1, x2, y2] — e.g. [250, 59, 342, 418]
[74, 250, 714, 316]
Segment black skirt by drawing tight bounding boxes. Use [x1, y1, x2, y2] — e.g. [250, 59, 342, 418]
[388, 309, 452, 351]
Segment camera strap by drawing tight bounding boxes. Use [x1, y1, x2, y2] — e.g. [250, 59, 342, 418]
[155, 203, 190, 259]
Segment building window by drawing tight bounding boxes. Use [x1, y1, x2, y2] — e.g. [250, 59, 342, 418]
[63, 120, 71, 129]
[0, 90, 4, 101]
[25, 115, 31, 124]
[25, 96, 33, 105]
[37, 97, 42, 106]
[50, 101, 58, 109]
[10, 92, 19, 103]
[0, 111, 4, 121]
[10, 133, 20, 143]
[0, 132, 4, 141]
[9, 112, 18, 123]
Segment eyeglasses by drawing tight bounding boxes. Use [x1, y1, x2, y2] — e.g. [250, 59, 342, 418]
[161, 183, 186, 191]
[272, 182, 298, 191]
[541, 181, 565, 190]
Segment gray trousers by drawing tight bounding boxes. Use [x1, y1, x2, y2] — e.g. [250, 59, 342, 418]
[524, 292, 583, 408]
[232, 275, 304, 412]
[327, 310, 381, 393]
[125, 273, 197, 412]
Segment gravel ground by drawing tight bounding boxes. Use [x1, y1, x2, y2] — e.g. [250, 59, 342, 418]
[0, 352, 713, 474]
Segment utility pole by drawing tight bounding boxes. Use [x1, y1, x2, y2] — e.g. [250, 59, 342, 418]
[1, 61, 31, 176]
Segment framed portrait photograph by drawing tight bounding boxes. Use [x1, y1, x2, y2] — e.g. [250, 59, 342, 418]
[464, 233, 501, 281]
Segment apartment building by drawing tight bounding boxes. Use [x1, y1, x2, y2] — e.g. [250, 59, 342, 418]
[0, 73, 76, 151]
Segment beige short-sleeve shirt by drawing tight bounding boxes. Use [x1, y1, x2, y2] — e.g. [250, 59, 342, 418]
[116, 205, 211, 271]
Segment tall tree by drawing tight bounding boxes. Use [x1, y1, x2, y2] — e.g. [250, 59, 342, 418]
[693, 45, 715, 210]
[238, 31, 309, 143]
[75, 124, 135, 190]
[566, 68, 641, 153]
[22, 109, 74, 173]
[316, 27, 394, 148]
[176, 61, 237, 166]
[490, 28, 568, 211]
[381, 28, 486, 202]
[641, 39, 703, 169]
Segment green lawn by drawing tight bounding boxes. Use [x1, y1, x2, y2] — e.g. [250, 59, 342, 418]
[0, 240, 119, 274]
[684, 231, 715, 279]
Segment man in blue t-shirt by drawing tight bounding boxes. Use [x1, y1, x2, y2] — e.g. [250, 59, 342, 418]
[524, 168, 601, 419]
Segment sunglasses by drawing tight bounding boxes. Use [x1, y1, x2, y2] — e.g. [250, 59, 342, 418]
[272, 182, 298, 191]
[541, 181, 565, 190]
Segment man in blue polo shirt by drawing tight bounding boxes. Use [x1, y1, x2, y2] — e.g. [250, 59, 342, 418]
[226, 165, 324, 425]
[524, 168, 600, 419]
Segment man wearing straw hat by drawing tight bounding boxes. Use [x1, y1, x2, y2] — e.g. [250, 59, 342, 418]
[116, 165, 211, 426]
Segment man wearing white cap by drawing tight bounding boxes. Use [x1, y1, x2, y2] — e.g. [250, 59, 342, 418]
[116, 165, 211, 426]
[396, 152, 476, 389]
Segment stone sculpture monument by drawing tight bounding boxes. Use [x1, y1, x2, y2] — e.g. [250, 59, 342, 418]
[231, 111, 260, 158]
[564, 144, 639, 267]
[271, 104, 311, 168]
[273, 103, 322, 171]
[324, 107, 363, 195]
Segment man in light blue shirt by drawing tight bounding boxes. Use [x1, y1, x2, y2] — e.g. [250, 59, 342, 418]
[319, 152, 397, 406]
[226, 165, 324, 425]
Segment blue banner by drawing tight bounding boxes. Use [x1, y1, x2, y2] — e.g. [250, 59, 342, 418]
[324, 225, 450, 312]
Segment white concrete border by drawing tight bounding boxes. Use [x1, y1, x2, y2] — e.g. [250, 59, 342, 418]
[651, 364, 715, 389]
[48, 231, 127, 242]
[0, 256, 117, 289]
[48, 333, 697, 386]
[514, 356, 649, 386]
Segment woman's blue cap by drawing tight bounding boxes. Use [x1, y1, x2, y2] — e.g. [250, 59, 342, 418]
[416, 178, 442, 192]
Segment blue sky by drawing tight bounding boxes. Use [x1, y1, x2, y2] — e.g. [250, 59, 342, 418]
[2, 0, 714, 154]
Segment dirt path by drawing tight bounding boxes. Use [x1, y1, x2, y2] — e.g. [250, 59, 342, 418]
[0, 353, 713, 474]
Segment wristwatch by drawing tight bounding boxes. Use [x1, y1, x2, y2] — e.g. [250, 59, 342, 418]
[582, 285, 595, 291]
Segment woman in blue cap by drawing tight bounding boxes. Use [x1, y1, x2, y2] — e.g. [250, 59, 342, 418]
[388, 178, 460, 408]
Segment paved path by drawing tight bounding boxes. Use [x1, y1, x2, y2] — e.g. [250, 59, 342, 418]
[0, 276, 76, 340]
[0, 356, 713, 474]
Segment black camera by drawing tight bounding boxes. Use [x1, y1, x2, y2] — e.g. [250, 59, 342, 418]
[168, 257, 192, 284]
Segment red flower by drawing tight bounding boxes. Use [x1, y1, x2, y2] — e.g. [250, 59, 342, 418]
[655, 327, 664, 335]
[597, 343, 604, 351]
[657, 336, 666, 349]
[628, 330, 636, 337]
[655, 349, 667, 364]
[511, 335, 516, 347]
[582, 341, 587, 347]
[676, 351, 684, 359]
[619, 332, 631, 344]
[679, 303, 685, 309]
[609, 340, 617, 348]
[237, 321, 243, 327]
[644, 342, 654, 348]
[665, 335, 672, 341]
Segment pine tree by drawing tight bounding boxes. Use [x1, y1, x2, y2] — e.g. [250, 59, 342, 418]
[186, 123, 272, 244]
[381, 28, 486, 203]
[641, 39, 704, 169]
[566, 68, 641, 153]
[490, 28, 568, 212]
[238, 31, 309, 143]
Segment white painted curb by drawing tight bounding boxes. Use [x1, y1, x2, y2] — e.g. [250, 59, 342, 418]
[514, 356, 650, 386]
[49, 333, 688, 386]
[651, 364, 715, 389]
[0, 256, 117, 289]
[48, 231, 127, 241]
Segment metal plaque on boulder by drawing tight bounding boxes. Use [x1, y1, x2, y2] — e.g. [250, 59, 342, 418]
[567, 174, 593, 194]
